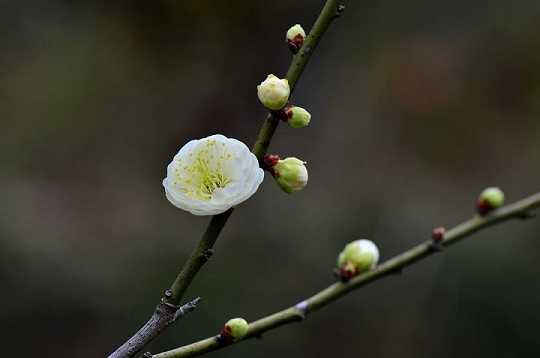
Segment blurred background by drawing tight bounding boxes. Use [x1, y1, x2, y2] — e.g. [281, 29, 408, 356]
[2, 0, 540, 357]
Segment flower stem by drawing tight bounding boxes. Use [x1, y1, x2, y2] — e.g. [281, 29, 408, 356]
[107, 1, 343, 357]
[153, 191, 540, 358]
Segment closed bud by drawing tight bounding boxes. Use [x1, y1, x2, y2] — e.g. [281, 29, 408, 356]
[337, 240, 379, 280]
[270, 157, 308, 194]
[285, 106, 311, 128]
[476, 187, 504, 216]
[286, 24, 306, 53]
[220, 318, 249, 342]
[257, 74, 290, 110]
[431, 227, 445, 243]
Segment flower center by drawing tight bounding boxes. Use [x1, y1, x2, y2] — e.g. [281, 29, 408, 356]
[175, 140, 232, 201]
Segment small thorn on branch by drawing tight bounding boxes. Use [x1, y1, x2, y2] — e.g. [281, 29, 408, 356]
[174, 297, 202, 321]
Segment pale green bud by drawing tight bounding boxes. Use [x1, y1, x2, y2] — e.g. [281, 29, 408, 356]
[222, 318, 249, 341]
[337, 239, 380, 279]
[286, 106, 311, 128]
[274, 157, 308, 194]
[477, 187, 505, 215]
[257, 74, 290, 110]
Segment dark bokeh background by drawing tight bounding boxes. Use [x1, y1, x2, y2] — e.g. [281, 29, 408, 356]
[2, 0, 540, 357]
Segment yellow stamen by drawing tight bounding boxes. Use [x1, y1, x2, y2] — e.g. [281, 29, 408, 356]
[174, 140, 232, 200]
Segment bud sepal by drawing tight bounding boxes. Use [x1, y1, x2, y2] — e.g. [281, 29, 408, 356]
[286, 24, 306, 54]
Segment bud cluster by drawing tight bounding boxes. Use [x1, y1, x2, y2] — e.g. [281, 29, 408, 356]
[255, 24, 315, 194]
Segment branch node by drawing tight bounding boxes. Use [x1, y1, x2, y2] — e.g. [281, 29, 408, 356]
[294, 300, 308, 320]
[161, 298, 181, 310]
[201, 249, 215, 262]
[164, 289, 173, 298]
[216, 334, 233, 346]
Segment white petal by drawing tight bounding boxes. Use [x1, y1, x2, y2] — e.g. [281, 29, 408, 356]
[162, 134, 264, 216]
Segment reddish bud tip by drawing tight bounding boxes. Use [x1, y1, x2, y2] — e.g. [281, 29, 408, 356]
[272, 105, 293, 122]
[218, 329, 233, 344]
[339, 262, 358, 281]
[284, 104, 294, 119]
[263, 154, 280, 175]
[432, 227, 446, 242]
[287, 35, 305, 54]
[476, 199, 492, 216]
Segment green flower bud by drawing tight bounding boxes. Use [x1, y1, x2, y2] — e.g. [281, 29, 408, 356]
[221, 318, 249, 341]
[257, 74, 290, 110]
[476, 187, 505, 216]
[337, 239, 379, 280]
[286, 24, 306, 53]
[273, 157, 308, 194]
[285, 106, 311, 128]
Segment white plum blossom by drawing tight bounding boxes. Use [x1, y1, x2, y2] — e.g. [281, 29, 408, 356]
[163, 134, 264, 216]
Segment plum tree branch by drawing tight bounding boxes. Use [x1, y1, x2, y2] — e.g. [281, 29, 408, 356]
[107, 1, 343, 357]
[152, 191, 540, 358]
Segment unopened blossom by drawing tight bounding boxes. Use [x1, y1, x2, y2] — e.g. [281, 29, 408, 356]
[337, 239, 380, 279]
[264, 156, 308, 194]
[286, 24, 306, 53]
[220, 318, 249, 342]
[257, 74, 290, 110]
[284, 106, 311, 128]
[476, 187, 505, 216]
[163, 134, 264, 216]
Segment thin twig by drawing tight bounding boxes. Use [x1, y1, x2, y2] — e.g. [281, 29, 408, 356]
[152, 191, 540, 358]
[107, 1, 343, 357]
